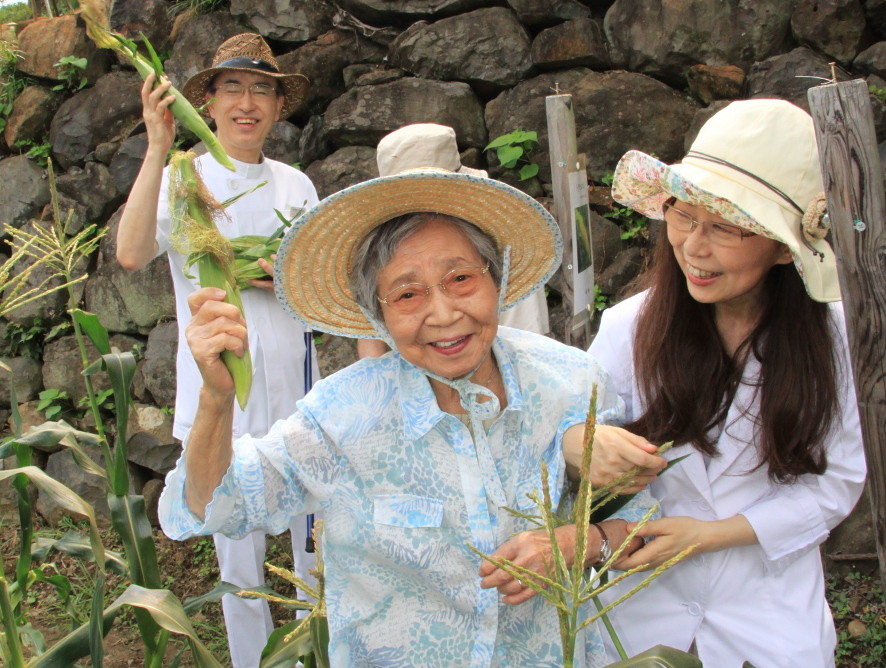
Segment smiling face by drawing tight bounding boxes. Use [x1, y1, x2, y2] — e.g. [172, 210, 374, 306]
[667, 200, 793, 319]
[377, 218, 500, 381]
[205, 71, 284, 163]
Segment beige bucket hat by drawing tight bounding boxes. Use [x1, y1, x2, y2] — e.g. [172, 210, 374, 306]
[181, 33, 309, 118]
[611, 99, 838, 302]
[376, 123, 487, 177]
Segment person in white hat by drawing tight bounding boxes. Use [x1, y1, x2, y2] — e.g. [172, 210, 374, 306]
[358, 123, 551, 359]
[116, 33, 319, 668]
[577, 99, 866, 667]
[158, 165, 654, 666]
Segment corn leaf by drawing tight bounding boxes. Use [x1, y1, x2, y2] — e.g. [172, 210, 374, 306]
[602, 644, 702, 667]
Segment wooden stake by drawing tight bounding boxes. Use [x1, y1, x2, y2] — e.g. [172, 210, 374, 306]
[546, 93, 592, 348]
[808, 79, 886, 600]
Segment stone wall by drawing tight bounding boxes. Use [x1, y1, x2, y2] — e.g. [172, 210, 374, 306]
[0, 0, 881, 559]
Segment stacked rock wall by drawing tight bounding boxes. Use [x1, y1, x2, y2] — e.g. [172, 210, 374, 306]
[0, 0, 881, 558]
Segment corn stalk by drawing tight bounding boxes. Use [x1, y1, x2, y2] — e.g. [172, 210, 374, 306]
[471, 387, 694, 667]
[79, 0, 235, 172]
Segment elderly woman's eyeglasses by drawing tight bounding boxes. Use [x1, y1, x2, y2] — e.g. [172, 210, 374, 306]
[378, 264, 491, 314]
[663, 202, 755, 247]
[214, 82, 277, 98]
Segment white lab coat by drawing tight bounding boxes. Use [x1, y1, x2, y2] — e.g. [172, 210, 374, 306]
[589, 291, 866, 668]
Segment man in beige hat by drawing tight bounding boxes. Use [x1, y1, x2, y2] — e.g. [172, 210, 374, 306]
[358, 123, 551, 358]
[116, 33, 318, 667]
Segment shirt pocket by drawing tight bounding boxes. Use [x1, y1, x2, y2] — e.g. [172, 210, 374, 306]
[372, 493, 444, 528]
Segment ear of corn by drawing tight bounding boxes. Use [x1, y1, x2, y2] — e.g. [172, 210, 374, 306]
[168, 151, 252, 409]
[80, 0, 236, 172]
[227, 207, 302, 289]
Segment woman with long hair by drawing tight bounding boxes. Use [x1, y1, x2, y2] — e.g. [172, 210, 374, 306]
[583, 99, 866, 667]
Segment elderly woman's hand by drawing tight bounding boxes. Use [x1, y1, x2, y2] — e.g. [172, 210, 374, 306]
[564, 424, 666, 492]
[479, 520, 643, 605]
[185, 287, 248, 400]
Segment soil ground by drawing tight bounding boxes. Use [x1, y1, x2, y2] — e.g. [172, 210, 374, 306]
[2, 519, 884, 666]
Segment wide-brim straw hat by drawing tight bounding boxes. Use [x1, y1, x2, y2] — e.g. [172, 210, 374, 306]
[611, 99, 839, 302]
[181, 33, 309, 118]
[274, 169, 563, 337]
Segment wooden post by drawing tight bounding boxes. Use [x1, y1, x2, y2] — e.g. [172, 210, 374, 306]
[546, 94, 592, 348]
[808, 80, 886, 598]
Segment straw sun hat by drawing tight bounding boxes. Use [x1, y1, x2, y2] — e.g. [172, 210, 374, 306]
[611, 98, 839, 302]
[181, 33, 309, 118]
[274, 170, 563, 337]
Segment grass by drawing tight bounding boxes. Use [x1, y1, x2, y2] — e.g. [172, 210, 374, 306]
[828, 570, 886, 666]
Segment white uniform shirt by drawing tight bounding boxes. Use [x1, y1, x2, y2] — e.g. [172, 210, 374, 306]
[156, 153, 320, 439]
[589, 291, 866, 668]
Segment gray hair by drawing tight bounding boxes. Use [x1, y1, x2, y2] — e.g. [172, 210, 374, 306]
[350, 212, 502, 321]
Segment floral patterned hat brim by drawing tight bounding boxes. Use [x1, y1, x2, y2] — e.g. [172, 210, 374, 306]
[611, 150, 840, 303]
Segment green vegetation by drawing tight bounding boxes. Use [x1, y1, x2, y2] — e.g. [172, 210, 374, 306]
[598, 171, 650, 241]
[593, 285, 610, 313]
[828, 571, 886, 666]
[869, 84, 886, 105]
[485, 129, 540, 181]
[0, 2, 30, 24]
[0, 317, 70, 359]
[52, 54, 88, 92]
[15, 137, 52, 165]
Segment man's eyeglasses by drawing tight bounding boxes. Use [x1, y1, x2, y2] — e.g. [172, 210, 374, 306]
[378, 264, 491, 314]
[663, 202, 755, 247]
[213, 82, 277, 99]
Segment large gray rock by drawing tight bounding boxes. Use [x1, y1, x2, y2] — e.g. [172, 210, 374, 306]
[4, 86, 64, 149]
[485, 68, 698, 183]
[83, 207, 176, 335]
[49, 71, 143, 170]
[337, 0, 497, 25]
[42, 332, 142, 405]
[17, 14, 113, 83]
[277, 28, 387, 116]
[141, 321, 178, 409]
[163, 12, 246, 90]
[589, 212, 623, 277]
[304, 145, 378, 199]
[263, 121, 304, 167]
[531, 18, 610, 72]
[231, 0, 336, 43]
[316, 333, 358, 378]
[506, 0, 591, 27]
[37, 445, 111, 524]
[299, 115, 332, 168]
[604, 0, 794, 86]
[0, 155, 49, 230]
[126, 403, 180, 475]
[747, 47, 848, 111]
[855, 41, 886, 77]
[55, 162, 121, 223]
[0, 356, 42, 406]
[324, 77, 487, 148]
[389, 8, 534, 92]
[108, 133, 148, 195]
[109, 0, 175, 51]
[791, 0, 868, 65]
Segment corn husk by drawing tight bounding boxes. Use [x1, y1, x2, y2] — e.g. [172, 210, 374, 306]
[168, 151, 252, 409]
[80, 0, 236, 172]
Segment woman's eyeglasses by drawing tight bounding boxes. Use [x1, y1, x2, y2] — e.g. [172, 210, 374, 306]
[378, 264, 491, 314]
[663, 202, 754, 247]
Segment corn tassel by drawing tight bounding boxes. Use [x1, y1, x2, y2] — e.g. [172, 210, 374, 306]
[168, 151, 252, 409]
[80, 0, 235, 172]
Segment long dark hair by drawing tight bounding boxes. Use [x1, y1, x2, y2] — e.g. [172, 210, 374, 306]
[626, 229, 839, 482]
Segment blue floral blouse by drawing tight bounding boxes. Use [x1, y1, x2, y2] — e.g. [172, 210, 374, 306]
[159, 327, 652, 667]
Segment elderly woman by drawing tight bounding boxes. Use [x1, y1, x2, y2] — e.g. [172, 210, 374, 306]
[159, 169, 647, 667]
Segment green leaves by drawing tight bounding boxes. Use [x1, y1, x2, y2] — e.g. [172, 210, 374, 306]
[484, 129, 540, 181]
[603, 644, 703, 667]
